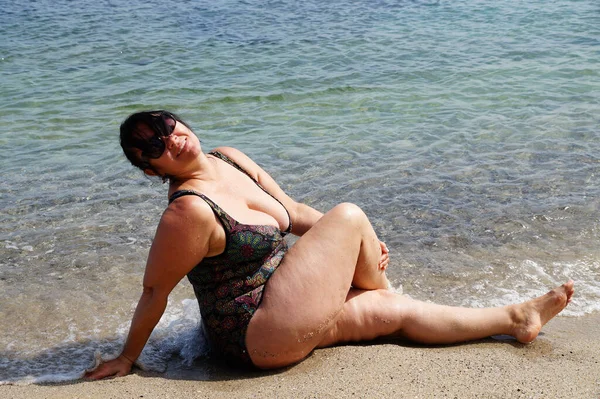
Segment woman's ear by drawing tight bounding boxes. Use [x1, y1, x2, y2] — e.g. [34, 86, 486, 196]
[144, 168, 158, 176]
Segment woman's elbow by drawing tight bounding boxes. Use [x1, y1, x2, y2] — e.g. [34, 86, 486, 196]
[142, 285, 155, 297]
[140, 284, 168, 307]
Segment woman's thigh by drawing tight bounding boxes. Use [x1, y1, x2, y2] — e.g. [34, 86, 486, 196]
[245, 203, 384, 368]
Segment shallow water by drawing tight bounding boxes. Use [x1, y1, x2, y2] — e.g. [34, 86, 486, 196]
[1, 0, 599, 384]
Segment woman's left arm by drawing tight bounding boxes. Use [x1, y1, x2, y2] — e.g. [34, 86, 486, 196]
[288, 202, 323, 236]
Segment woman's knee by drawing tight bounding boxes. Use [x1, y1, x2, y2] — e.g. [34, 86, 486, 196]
[319, 289, 400, 346]
[329, 203, 368, 227]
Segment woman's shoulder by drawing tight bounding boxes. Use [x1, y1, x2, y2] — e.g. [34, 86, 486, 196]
[210, 146, 262, 178]
[162, 190, 216, 227]
[210, 146, 247, 161]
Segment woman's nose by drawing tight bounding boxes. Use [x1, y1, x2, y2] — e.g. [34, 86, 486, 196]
[163, 134, 176, 149]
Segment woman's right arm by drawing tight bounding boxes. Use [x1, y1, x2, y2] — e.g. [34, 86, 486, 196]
[84, 196, 214, 380]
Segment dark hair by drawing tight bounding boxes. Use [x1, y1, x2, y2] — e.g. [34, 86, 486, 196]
[119, 110, 191, 181]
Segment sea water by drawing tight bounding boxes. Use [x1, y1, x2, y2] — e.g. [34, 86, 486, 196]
[1, 0, 599, 384]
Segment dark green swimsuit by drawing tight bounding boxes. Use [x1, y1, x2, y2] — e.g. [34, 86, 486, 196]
[168, 151, 292, 366]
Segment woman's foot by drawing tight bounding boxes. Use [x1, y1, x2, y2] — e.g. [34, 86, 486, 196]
[510, 280, 575, 343]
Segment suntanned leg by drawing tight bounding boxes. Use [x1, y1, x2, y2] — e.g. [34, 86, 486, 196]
[246, 203, 390, 368]
[247, 200, 575, 369]
[318, 281, 575, 348]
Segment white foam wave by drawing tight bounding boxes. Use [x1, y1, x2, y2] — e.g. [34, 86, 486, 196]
[0, 298, 208, 385]
[463, 259, 600, 317]
[136, 298, 209, 372]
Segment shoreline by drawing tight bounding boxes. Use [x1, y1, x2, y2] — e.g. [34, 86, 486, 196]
[3, 312, 599, 399]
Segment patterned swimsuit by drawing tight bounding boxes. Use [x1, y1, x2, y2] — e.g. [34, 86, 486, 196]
[168, 151, 292, 366]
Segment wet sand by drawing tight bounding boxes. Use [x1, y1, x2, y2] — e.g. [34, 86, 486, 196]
[3, 313, 599, 399]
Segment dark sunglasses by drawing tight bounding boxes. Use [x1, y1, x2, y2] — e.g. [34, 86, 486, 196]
[139, 112, 177, 159]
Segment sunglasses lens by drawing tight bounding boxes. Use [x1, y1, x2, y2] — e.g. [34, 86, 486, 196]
[147, 136, 165, 158]
[138, 112, 177, 159]
[165, 115, 176, 134]
[149, 113, 176, 158]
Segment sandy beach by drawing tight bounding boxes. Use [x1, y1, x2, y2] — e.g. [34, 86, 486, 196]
[3, 312, 598, 399]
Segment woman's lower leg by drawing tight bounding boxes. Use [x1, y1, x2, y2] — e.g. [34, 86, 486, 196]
[318, 281, 574, 348]
[399, 280, 574, 344]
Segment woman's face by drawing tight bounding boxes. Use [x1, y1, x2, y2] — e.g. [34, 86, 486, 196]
[134, 114, 202, 178]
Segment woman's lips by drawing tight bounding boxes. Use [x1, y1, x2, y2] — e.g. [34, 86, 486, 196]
[177, 138, 187, 157]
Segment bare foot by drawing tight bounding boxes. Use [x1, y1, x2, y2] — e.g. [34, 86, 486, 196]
[510, 280, 574, 343]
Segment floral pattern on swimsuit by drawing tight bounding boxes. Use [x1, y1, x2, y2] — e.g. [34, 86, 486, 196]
[168, 151, 292, 367]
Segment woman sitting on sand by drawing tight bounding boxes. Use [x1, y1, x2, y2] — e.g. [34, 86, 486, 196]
[86, 110, 574, 379]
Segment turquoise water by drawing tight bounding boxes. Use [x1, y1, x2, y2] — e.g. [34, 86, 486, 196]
[1, 0, 599, 383]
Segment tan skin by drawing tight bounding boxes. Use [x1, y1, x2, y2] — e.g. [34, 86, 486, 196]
[85, 119, 574, 378]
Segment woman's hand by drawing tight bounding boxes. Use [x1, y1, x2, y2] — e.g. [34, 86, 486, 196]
[378, 241, 389, 270]
[84, 354, 133, 380]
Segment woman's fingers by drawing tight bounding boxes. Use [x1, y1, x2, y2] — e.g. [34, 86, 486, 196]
[377, 241, 390, 270]
[84, 363, 117, 380]
[84, 363, 112, 380]
[378, 253, 389, 270]
[380, 241, 389, 254]
[84, 357, 132, 380]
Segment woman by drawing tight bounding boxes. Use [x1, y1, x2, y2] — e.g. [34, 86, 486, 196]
[85, 110, 574, 379]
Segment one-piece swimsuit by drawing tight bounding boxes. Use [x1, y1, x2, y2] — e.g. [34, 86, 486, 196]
[168, 151, 292, 367]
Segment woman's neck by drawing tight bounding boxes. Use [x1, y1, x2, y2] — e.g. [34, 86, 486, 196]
[168, 151, 219, 194]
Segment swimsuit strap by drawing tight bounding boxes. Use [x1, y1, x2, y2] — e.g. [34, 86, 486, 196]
[209, 150, 257, 183]
[208, 150, 293, 234]
[168, 189, 235, 231]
